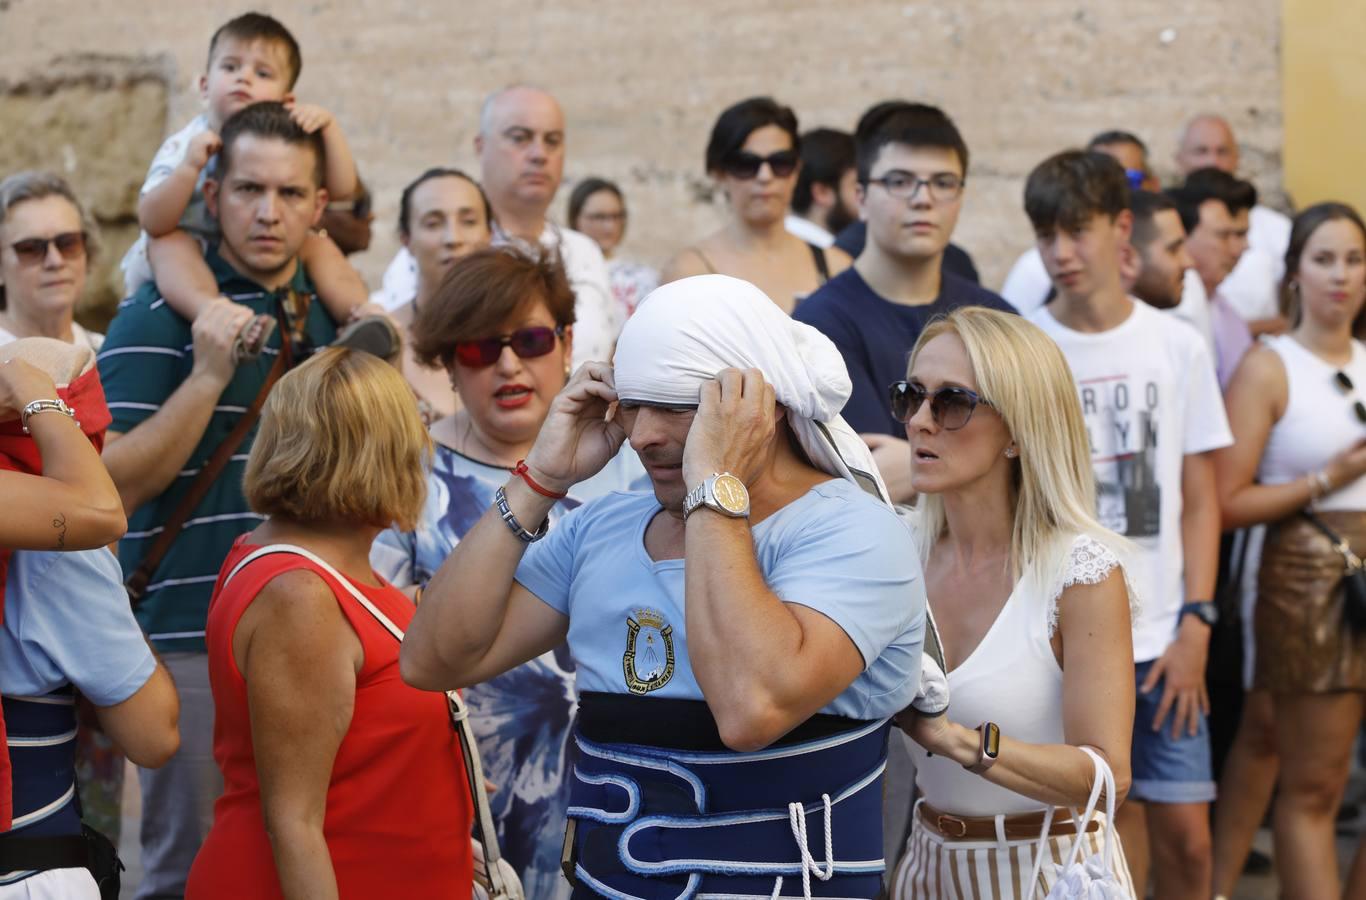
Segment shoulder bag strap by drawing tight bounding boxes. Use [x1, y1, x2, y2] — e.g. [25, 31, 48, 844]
[126, 340, 292, 607]
[1302, 509, 1365, 570]
[221, 544, 514, 897]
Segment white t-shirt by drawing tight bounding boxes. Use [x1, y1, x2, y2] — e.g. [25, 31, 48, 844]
[1031, 300, 1232, 662]
[371, 222, 620, 369]
[1000, 246, 1051, 316]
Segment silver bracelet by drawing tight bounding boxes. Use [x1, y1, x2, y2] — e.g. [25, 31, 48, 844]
[21, 398, 78, 435]
[1310, 469, 1333, 500]
[494, 486, 548, 543]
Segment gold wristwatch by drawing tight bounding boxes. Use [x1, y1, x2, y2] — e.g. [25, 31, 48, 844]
[683, 473, 750, 520]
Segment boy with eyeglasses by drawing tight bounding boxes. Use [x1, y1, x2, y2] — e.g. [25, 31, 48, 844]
[793, 102, 1013, 504]
[1025, 149, 1231, 900]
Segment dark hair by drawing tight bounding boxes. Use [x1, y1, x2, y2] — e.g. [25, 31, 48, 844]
[854, 102, 969, 182]
[567, 177, 623, 230]
[218, 101, 324, 185]
[412, 247, 577, 370]
[1024, 150, 1130, 234]
[1130, 190, 1179, 251]
[397, 168, 491, 238]
[704, 97, 799, 173]
[1087, 130, 1148, 156]
[207, 12, 303, 89]
[792, 129, 855, 214]
[1166, 167, 1258, 235]
[1279, 202, 1366, 333]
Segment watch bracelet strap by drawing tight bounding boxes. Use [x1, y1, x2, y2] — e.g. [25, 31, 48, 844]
[966, 723, 997, 774]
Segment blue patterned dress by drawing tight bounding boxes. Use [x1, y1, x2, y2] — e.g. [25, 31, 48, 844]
[372, 443, 646, 899]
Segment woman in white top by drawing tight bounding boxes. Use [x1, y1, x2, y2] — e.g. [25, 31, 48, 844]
[0, 172, 105, 352]
[387, 168, 494, 422]
[567, 177, 658, 322]
[891, 307, 1138, 899]
[1213, 202, 1366, 900]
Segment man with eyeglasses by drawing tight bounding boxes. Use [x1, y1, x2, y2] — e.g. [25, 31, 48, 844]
[794, 102, 1013, 504]
[374, 85, 618, 368]
[1025, 150, 1231, 900]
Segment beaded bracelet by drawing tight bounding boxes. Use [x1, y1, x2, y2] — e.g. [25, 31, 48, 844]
[495, 486, 548, 543]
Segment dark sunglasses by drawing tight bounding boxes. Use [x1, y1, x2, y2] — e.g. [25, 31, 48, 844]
[452, 325, 563, 368]
[1333, 371, 1366, 424]
[889, 380, 993, 431]
[721, 150, 799, 180]
[9, 231, 87, 265]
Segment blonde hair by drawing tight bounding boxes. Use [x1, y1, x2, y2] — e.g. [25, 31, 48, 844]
[245, 348, 431, 530]
[909, 308, 1126, 584]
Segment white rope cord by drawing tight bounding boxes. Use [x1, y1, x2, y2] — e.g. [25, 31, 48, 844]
[783, 792, 835, 899]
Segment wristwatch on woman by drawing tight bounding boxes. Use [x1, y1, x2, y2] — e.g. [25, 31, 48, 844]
[965, 722, 1001, 774]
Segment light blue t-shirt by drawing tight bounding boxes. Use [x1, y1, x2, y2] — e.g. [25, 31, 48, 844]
[514, 477, 925, 721]
[0, 548, 156, 705]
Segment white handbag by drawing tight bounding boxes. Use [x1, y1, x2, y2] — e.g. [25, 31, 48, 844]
[225, 544, 526, 900]
[1025, 746, 1130, 899]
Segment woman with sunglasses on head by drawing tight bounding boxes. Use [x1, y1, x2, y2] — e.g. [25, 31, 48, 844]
[890, 307, 1139, 898]
[388, 168, 494, 423]
[371, 246, 643, 900]
[1213, 202, 1366, 900]
[661, 96, 850, 313]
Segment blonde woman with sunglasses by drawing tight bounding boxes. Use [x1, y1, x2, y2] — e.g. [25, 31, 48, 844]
[891, 307, 1139, 898]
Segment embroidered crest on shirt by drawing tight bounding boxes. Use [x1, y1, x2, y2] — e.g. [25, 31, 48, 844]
[623, 607, 674, 694]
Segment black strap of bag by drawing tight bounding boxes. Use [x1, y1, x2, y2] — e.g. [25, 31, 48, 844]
[0, 826, 123, 900]
[1301, 510, 1366, 632]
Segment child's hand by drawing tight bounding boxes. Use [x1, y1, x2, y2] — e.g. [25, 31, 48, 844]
[183, 130, 222, 172]
[285, 101, 335, 134]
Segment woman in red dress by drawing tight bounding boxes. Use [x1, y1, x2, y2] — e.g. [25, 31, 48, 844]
[187, 347, 474, 899]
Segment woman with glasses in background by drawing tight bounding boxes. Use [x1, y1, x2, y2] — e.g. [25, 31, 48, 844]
[568, 177, 657, 323]
[661, 96, 849, 313]
[1213, 202, 1366, 900]
[371, 247, 642, 900]
[890, 307, 1138, 898]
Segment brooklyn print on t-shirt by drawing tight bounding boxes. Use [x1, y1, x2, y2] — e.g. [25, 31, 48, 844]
[1079, 374, 1161, 538]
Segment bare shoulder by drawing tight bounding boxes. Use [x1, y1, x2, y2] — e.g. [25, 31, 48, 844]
[240, 567, 354, 652]
[1227, 343, 1289, 415]
[661, 245, 715, 283]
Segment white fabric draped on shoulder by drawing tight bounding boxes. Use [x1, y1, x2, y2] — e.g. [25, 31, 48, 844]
[612, 274, 891, 506]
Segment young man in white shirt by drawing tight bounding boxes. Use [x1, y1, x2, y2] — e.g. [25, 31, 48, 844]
[1024, 150, 1232, 900]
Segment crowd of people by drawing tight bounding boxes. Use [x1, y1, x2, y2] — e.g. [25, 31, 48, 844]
[0, 10, 1362, 900]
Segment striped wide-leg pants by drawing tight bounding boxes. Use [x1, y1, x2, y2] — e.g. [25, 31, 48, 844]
[889, 809, 1136, 899]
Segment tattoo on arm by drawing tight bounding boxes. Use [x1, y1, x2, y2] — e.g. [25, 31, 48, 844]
[53, 513, 67, 550]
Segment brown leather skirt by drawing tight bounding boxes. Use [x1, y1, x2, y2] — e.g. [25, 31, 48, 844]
[1254, 511, 1366, 693]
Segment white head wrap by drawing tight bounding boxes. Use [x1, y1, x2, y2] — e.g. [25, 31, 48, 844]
[613, 275, 891, 507]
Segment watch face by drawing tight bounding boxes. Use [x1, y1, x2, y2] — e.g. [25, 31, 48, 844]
[711, 474, 749, 514]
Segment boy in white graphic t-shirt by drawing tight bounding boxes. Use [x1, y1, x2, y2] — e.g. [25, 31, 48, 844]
[1023, 150, 1232, 900]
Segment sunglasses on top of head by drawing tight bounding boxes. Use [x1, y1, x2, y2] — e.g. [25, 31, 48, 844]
[452, 325, 564, 368]
[889, 380, 993, 431]
[8, 232, 87, 265]
[721, 150, 799, 180]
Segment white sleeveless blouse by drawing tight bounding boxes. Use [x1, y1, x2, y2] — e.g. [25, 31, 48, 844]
[908, 534, 1130, 817]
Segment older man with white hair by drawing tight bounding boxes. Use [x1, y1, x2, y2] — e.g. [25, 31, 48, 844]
[376, 85, 618, 366]
[403, 274, 929, 899]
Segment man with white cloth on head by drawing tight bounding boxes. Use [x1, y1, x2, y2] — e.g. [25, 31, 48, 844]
[403, 274, 929, 899]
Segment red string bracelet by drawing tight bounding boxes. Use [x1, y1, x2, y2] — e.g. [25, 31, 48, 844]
[513, 460, 567, 499]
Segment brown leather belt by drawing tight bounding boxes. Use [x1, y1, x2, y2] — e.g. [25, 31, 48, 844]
[918, 801, 1101, 841]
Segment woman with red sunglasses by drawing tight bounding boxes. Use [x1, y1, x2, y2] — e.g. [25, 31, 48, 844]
[371, 246, 644, 900]
[661, 97, 850, 314]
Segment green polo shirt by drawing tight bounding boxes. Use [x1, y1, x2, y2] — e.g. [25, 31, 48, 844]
[98, 247, 337, 652]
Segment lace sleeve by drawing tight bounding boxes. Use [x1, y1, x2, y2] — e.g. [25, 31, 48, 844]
[1046, 535, 1140, 637]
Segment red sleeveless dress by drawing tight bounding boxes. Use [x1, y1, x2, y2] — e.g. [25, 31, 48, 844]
[186, 537, 474, 898]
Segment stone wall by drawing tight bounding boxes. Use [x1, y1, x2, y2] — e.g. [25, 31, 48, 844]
[0, 0, 1282, 318]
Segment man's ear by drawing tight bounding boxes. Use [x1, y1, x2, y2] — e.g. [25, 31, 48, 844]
[203, 178, 220, 219]
[811, 181, 835, 212]
[1115, 208, 1134, 243]
[473, 133, 484, 157]
[311, 187, 330, 228]
[198, 73, 209, 104]
[856, 182, 868, 222]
